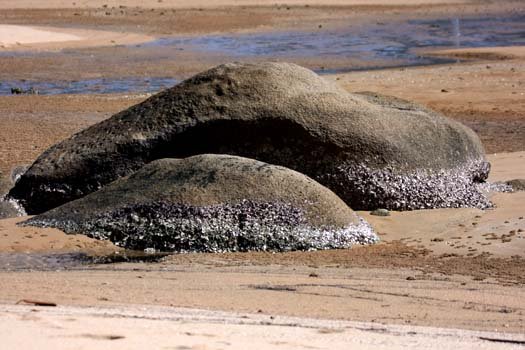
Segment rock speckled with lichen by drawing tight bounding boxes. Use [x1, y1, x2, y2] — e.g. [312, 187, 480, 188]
[23, 155, 378, 252]
[10, 62, 490, 213]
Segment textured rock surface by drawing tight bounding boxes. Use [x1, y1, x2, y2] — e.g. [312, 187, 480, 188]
[9, 165, 29, 185]
[0, 200, 19, 219]
[10, 62, 489, 213]
[24, 155, 377, 252]
[0, 171, 18, 219]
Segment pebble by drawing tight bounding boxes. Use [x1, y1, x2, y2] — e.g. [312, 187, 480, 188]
[370, 208, 390, 216]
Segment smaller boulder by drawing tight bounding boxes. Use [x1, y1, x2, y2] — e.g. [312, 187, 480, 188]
[24, 155, 377, 252]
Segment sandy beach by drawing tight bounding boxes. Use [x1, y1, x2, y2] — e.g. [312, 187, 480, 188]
[0, 25, 152, 50]
[0, 0, 524, 348]
[3, 303, 525, 350]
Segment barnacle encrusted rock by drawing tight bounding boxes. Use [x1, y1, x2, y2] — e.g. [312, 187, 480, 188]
[23, 155, 378, 252]
[10, 62, 490, 213]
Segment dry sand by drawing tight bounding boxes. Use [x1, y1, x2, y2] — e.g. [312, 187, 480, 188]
[0, 217, 119, 254]
[0, 24, 152, 50]
[2, 304, 525, 350]
[1, 251, 525, 336]
[0, 25, 81, 47]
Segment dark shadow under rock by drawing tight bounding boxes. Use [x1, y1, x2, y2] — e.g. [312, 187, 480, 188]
[23, 155, 377, 252]
[10, 62, 490, 213]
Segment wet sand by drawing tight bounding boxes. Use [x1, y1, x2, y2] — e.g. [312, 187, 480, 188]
[0, 0, 524, 346]
[1, 249, 525, 336]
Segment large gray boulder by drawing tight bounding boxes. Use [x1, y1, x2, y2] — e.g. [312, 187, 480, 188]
[24, 155, 377, 252]
[10, 62, 490, 213]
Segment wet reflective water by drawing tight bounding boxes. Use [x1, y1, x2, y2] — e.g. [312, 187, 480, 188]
[148, 14, 525, 73]
[0, 252, 92, 271]
[0, 251, 170, 271]
[0, 77, 179, 96]
[0, 15, 523, 93]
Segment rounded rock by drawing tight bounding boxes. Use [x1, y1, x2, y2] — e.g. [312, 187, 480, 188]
[370, 209, 390, 217]
[10, 62, 490, 213]
[23, 154, 378, 252]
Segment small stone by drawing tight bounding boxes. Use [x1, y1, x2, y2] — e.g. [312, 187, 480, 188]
[506, 179, 525, 191]
[370, 209, 390, 216]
